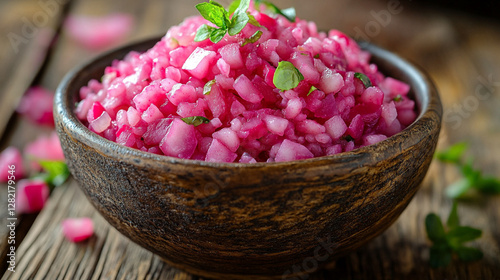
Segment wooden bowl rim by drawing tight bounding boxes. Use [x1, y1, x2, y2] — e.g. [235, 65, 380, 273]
[55, 37, 442, 169]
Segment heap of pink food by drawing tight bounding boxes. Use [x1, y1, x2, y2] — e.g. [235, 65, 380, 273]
[76, 11, 417, 163]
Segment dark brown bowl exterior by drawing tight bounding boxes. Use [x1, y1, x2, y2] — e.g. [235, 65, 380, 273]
[54, 38, 442, 279]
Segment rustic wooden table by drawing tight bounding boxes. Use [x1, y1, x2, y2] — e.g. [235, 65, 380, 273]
[1, 0, 499, 279]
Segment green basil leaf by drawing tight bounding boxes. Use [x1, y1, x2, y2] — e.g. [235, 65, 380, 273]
[455, 246, 483, 262]
[181, 116, 211, 127]
[429, 245, 452, 268]
[425, 213, 446, 243]
[354, 72, 372, 88]
[476, 176, 500, 194]
[308, 86, 317, 96]
[273, 61, 304, 91]
[279, 7, 296, 22]
[393, 94, 403, 102]
[229, 10, 249, 36]
[227, 0, 240, 15]
[203, 80, 216, 95]
[447, 226, 482, 248]
[447, 202, 460, 230]
[247, 14, 262, 27]
[435, 142, 468, 164]
[194, 24, 213, 42]
[210, 28, 228, 43]
[446, 177, 474, 199]
[196, 2, 227, 28]
[38, 160, 70, 187]
[242, 30, 263, 46]
[233, 0, 250, 16]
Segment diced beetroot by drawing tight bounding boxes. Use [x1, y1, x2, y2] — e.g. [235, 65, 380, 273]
[25, 132, 65, 168]
[284, 98, 303, 119]
[239, 152, 257, 163]
[167, 84, 197, 105]
[182, 47, 217, 79]
[213, 128, 240, 153]
[380, 77, 410, 98]
[127, 107, 141, 126]
[398, 108, 417, 127]
[160, 118, 197, 159]
[16, 180, 50, 214]
[17, 86, 55, 126]
[381, 101, 397, 126]
[319, 69, 344, 94]
[363, 134, 387, 146]
[219, 43, 244, 69]
[233, 75, 263, 104]
[0, 147, 25, 182]
[62, 218, 94, 243]
[116, 126, 137, 147]
[296, 120, 325, 135]
[231, 100, 246, 117]
[275, 139, 314, 162]
[216, 58, 231, 77]
[346, 114, 364, 140]
[290, 52, 320, 84]
[87, 102, 106, 123]
[143, 118, 173, 146]
[205, 139, 238, 163]
[360, 87, 384, 106]
[315, 94, 338, 119]
[133, 81, 168, 112]
[325, 115, 347, 140]
[326, 144, 342, 155]
[90, 111, 112, 133]
[177, 99, 207, 118]
[141, 104, 164, 123]
[205, 84, 227, 118]
[263, 115, 289, 136]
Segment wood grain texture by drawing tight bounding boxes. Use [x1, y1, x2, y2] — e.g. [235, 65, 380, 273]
[1, 0, 500, 279]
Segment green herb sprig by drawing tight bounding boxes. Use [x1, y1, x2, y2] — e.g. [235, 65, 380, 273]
[33, 160, 70, 188]
[354, 72, 372, 88]
[254, 0, 296, 22]
[273, 61, 304, 91]
[181, 116, 210, 126]
[436, 142, 500, 198]
[425, 203, 483, 268]
[195, 0, 260, 43]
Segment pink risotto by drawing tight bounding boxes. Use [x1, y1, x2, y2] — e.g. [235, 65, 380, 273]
[76, 6, 417, 163]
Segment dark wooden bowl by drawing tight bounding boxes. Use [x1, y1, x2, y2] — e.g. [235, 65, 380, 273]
[54, 37, 442, 279]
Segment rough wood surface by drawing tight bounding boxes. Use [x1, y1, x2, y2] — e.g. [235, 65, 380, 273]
[1, 0, 500, 279]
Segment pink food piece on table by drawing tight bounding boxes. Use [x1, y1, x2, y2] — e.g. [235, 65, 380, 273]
[16, 180, 50, 214]
[65, 14, 134, 50]
[62, 218, 94, 242]
[17, 86, 55, 126]
[0, 147, 25, 182]
[24, 132, 65, 170]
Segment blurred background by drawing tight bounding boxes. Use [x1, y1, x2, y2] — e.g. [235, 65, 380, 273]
[0, 0, 499, 279]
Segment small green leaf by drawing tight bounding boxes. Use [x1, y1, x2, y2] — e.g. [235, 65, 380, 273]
[308, 86, 317, 96]
[233, 0, 250, 15]
[425, 213, 446, 243]
[209, 28, 227, 43]
[273, 61, 304, 91]
[227, 0, 240, 15]
[354, 72, 372, 88]
[343, 135, 354, 142]
[247, 14, 262, 27]
[314, 54, 320, 59]
[181, 116, 210, 127]
[446, 177, 474, 199]
[429, 245, 452, 268]
[435, 142, 468, 164]
[229, 10, 249, 36]
[447, 202, 460, 230]
[194, 24, 213, 42]
[455, 246, 483, 262]
[242, 30, 263, 46]
[203, 80, 216, 95]
[393, 94, 403, 102]
[38, 160, 70, 187]
[279, 7, 296, 22]
[196, 2, 227, 28]
[447, 226, 482, 248]
[476, 176, 500, 194]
